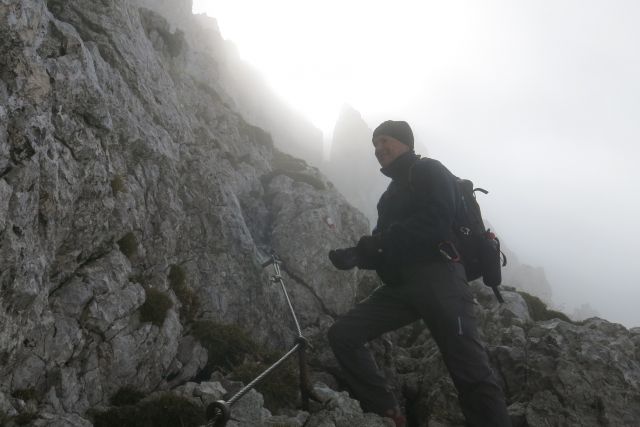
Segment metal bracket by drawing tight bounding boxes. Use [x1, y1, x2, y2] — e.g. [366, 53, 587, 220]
[205, 400, 231, 427]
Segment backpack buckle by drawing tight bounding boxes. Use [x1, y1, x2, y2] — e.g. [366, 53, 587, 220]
[438, 241, 461, 262]
[459, 226, 471, 236]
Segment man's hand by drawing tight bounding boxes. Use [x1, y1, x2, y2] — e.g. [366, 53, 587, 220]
[328, 248, 359, 270]
[354, 235, 383, 269]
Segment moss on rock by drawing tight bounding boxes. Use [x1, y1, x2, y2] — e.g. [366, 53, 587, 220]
[93, 393, 205, 427]
[192, 321, 257, 377]
[168, 264, 198, 321]
[140, 288, 173, 326]
[117, 232, 138, 259]
[518, 291, 573, 323]
[231, 355, 299, 410]
[110, 386, 146, 407]
[11, 388, 38, 401]
[111, 175, 127, 194]
[13, 412, 39, 426]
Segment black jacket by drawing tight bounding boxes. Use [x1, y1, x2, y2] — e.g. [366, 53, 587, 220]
[358, 151, 459, 285]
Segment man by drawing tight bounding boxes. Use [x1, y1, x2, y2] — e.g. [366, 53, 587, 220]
[327, 120, 511, 427]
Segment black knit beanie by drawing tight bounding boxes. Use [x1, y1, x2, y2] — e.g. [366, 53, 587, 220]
[372, 120, 414, 149]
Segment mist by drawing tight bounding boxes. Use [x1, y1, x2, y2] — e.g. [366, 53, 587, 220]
[194, 1, 640, 327]
[378, 2, 640, 327]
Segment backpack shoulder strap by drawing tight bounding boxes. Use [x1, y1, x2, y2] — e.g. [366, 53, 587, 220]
[407, 156, 437, 190]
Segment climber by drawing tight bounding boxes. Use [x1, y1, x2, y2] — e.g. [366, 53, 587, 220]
[327, 120, 511, 427]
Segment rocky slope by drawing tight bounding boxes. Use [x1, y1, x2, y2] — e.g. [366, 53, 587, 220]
[0, 0, 366, 424]
[136, 0, 324, 167]
[0, 1, 639, 426]
[230, 283, 640, 426]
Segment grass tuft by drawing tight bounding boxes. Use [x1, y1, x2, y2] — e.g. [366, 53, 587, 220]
[11, 388, 38, 401]
[93, 393, 205, 427]
[117, 232, 138, 259]
[168, 265, 198, 321]
[140, 288, 173, 326]
[191, 321, 257, 378]
[111, 175, 127, 194]
[231, 354, 299, 410]
[518, 291, 573, 323]
[110, 386, 146, 407]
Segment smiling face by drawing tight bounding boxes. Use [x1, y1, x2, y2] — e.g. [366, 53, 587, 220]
[372, 134, 411, 168]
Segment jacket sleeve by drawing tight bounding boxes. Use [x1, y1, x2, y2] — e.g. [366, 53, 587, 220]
[379, 160, 458, 263]
[354, 200, 385, 269]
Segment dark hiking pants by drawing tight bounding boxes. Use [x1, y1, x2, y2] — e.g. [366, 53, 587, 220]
[328, 261, 511, 427]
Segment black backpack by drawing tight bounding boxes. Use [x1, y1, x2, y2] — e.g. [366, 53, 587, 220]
[453, 179, 507, 302]
[409, 160, 507, 302]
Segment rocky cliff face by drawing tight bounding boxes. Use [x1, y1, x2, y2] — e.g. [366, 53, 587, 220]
[1, 1, 639, 427]
[0, 0, 366, 424]
[137, 0, 325, 167]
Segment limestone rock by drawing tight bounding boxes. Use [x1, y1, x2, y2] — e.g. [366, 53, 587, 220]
[387, 286, 640, 426]
[172, 381, 226, 408]
[0, 0, 366, 423]
[134, 0, 324, 167]
[305, 383, 393, 427]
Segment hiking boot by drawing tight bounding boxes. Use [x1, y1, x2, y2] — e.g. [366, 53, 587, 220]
[383, 407, 406, 427]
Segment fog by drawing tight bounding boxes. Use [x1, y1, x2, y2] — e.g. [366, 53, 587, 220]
[193, 1, 640, 327]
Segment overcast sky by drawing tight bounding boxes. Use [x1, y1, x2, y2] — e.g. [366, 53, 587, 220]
[193, 1, 640, 328]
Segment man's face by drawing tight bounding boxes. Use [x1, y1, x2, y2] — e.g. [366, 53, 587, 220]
[372, 134, 411, 168]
